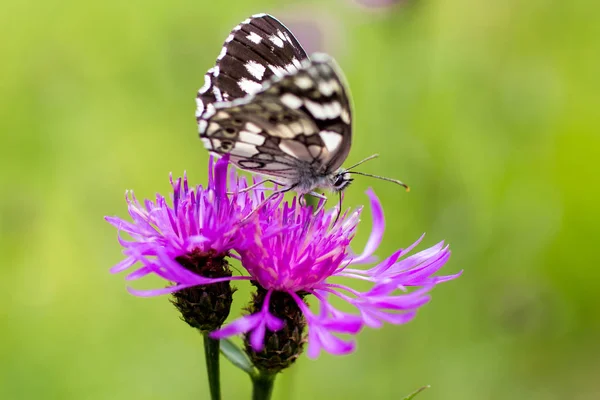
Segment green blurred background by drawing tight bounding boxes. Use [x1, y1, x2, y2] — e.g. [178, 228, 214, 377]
[2, 0, 599, 399]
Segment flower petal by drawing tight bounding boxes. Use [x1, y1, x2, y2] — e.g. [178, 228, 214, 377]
[307, 324, 356, 358]
[109, 256, 137, 274]
[211, 290, 284, 352]
[106, 156, 260, 295]
[347, 188, 384, 264]
[211, 314, 263, 338]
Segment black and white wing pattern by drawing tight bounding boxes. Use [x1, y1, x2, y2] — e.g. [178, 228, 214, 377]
[196, 14, 353, 195]
[198, 54, 352, 193]
[195, 13, 308, 119]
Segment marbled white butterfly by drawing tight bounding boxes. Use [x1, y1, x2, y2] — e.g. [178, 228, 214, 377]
[196, 13, 408, 206]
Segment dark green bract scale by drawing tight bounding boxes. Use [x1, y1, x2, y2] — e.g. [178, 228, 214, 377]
[171, 250, 235, 332]
[244, 286, 307, 373]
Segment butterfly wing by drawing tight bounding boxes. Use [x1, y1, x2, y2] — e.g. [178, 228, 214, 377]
[198, 54, 353, 188]
[196, 14, 309, 120]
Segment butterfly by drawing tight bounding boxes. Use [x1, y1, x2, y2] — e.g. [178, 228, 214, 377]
[196, 13, 407, 208]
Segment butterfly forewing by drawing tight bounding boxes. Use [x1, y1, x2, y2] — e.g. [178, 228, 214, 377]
[196, 14, 308, 120]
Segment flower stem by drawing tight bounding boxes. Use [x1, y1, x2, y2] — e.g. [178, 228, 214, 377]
[203, 333, 221, 400]
[252, 372, 276, 400]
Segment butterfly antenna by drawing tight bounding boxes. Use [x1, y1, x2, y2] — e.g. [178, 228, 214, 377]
[345, 154, 380, 171]
[349, 171, 410, 192]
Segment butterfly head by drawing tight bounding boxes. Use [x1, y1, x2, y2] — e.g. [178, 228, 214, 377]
[331, 170, 353, 192]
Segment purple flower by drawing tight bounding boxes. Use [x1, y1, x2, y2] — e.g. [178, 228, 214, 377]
[105, 155, 257, 297]
[106, 155, 460, 356]
[212, 189, 461, 358]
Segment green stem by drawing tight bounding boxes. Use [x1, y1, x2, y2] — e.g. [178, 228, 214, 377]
[252, 372, 276, 400]
[203, 333, 221, 400]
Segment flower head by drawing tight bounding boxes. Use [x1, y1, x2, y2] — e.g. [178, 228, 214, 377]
[106, 155, 256, 330]
[239, 197, 359, 292]
[106, 155, 461, 356]
[212, 189, 462, 358]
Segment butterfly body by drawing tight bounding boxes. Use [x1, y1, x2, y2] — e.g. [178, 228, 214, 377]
[196, 14, 357, 197]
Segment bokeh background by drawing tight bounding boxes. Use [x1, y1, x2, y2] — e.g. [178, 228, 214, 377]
[2, 0, 599, 399]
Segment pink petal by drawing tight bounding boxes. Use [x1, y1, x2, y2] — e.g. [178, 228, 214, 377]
[347, 188, 385, 264]
[307, 325, 356, 358]
[109, 257, 136, 274]
[211, 314, 262, 338]
[127, 282, 198, 297]
[366, 234, 426, 276]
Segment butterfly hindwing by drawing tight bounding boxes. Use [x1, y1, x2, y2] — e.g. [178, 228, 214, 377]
[199, 54, 352, 185]
[268, 53, 353, 172]
[199, 97, 317, 182]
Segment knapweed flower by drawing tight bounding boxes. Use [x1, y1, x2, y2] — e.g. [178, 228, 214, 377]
[106, 154, 460, 364]
[106, 155, 259, 331]
[211, 190, 461, 363]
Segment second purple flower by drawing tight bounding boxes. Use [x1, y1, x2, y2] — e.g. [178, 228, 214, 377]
[212, 186, 461, 359]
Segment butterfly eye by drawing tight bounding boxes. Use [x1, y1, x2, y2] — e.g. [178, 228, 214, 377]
[332, 173, 352, 191]
[333, 175, 346, 188]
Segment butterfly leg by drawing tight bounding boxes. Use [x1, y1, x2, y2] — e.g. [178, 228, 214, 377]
[228, 179, 285, 195]
[332, 191, 344, 225]
[307, 191, 328, 201]
[303, 191, 328, 210]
